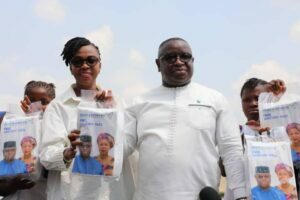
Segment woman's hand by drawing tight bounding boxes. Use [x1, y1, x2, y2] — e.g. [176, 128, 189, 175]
[20, 95, 31, 113]
[64, 130, 81, 161]
[95, 89, 116, 108]
[266, 79, 286, 96]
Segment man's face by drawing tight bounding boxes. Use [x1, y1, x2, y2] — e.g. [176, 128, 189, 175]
[241, 85, 268, 121]
[255, 172, 271, 189]
[3, 148, 16, 162]
[156, 40, 194, 87]
[79, 142, 92, 159]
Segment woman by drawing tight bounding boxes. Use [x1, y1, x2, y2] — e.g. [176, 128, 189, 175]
[286, 123, 300, 161]
[95, 133, 115, 176]
[286, 123, 300, 192]
[275, 163, 298, 200]
[19, 136, 37, 173]
[40, 37, 135, 200]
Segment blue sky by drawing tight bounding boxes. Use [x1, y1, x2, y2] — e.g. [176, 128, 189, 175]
[0, 0, 299, 122]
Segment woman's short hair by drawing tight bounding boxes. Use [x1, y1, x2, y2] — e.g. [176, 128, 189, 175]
[97, 132, 115, 148]
[20, 136, 37, 149]
[275, 163, 293, 177]
[61, 37, 100, 66]
[286, 123, 300, 134]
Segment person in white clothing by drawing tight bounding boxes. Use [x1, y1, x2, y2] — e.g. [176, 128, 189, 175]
[0, 80, 56, 200]
[124, 37, 247, 200]
[40, 37, 135, 200]
[222, 77, 286, 200]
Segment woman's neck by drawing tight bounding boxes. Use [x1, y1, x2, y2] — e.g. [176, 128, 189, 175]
[23, 154, 32, 160]
[100, 153, 109, 159]
[292, 143, 300, 149]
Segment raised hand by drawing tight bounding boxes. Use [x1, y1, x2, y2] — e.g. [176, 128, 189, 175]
[266, 79, 286, 96]
[95, 89, 116, 108]
[20, 95, 31, 113]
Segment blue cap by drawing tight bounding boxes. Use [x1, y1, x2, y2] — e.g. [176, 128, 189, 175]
[255, 166, 270, 173]
[4, 141, 16, 149]
[80, 135, 92, 143]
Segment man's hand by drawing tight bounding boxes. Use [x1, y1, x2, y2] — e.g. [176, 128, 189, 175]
[266, 79, 286, 96]
[246, 120, 270, 133]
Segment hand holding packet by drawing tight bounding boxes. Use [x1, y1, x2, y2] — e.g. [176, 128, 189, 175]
[69, 90, 124, 200]
[259, 91, 300, 128]
[71, 90, 123, 178]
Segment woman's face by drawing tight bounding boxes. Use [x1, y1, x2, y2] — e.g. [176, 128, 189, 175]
[70, 45, 101, 90]
[277, 169, 290, 184]
[288, 127, 300, 144]
[99, 139, 111, 154]
[21, 141, 33, 156]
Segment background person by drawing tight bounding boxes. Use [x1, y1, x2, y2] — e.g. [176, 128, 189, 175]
[222, 78, 286, 200]
[20, 81, 55, 113]
[275, 163, 297, 200]
[0, 80, 55, 199]
[286, 122, 300, 191]
[95, 133, 114, 176]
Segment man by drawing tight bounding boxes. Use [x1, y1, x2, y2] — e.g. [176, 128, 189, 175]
[240, 78, 285, 131]
[0, 141, 27, 176]
[223, 78, 286, 200]
[251, 166, 285, 200]
[124, 37, 246, 200]
[72, 135, 103, 175]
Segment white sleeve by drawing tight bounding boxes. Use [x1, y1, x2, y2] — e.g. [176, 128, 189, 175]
[215, 95, 246, 199]
[123, 106, 138, 157]
[40, 102, 69, 171]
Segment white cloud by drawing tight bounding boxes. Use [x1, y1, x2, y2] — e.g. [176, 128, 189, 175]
[232, 60, 297, 92]
[129, 49, 146, 65]
[0, 64, 73, 110]
[0, 95, 19, 111]
[0, 56, 18, 73]
[16, 69, 74, 96]
[230, 60, 299, 123]
[271, 0, 300, 6]
[109, 67, 149, 101]
[85, 26, 114, 58]
[289, 20, 300, 42]
[34, 0, 66, 22]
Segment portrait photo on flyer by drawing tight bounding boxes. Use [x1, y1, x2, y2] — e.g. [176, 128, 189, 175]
[72, 103, 122, 177]
[0, 113, 40, 177]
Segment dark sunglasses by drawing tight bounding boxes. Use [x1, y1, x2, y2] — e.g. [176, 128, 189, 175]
[70, 56, 100, 68]
[159, 53, 193, 64]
